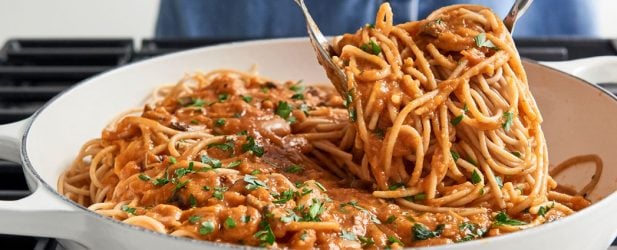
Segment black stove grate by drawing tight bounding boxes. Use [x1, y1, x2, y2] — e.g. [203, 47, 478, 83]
[0, 37, 616, 249]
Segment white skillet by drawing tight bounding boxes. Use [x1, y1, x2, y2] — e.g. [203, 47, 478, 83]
[0, 38, 616, 250]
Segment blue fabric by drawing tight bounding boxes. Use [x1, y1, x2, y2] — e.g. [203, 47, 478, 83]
[155, 0, 597, 39]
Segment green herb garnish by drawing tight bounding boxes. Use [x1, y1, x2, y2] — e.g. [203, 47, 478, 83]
[413, 223, 444, 240]
[285, 165, 303, 173]
[341, 230, 357, 241]
[214, 118, 225, 127]
[213, 187, 227, 200]
[188, 215, 201, 224]
[474, 33, 497, 49]
[201, 154, 222, 168]
[224, 217, 237, 229]
[493, 211, 527, 226]
[360, 40, 382, 55]
[471, 170, 482, 184]
[218, 93, 229, 102]
[240, 95, 253, 103]
[244, 175, 267, 190]
[241, 136, 265, 157]
[138, 174, 151, 181]
[502, 111, 514, 131]
[121, 205, 136, 215]
[199, 221, 215, 235]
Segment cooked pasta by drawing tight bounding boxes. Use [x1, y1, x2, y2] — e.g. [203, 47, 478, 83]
[58, 3, 600, 249]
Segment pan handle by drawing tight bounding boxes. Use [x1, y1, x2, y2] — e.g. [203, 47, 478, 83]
[541, 56, 617, 85]
[0, 118, 84, 241]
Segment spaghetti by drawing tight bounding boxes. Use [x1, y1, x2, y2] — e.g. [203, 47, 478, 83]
[59, 3, 600, 249]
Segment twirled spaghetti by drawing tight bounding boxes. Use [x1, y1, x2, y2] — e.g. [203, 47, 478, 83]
[329, 3, 597, 234]
[59, 3, 600, 249]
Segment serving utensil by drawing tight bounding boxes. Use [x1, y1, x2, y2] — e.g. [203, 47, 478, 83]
[503, 0, 534, 32]
[294, 0, 535, 96]
[293, 0, 348, 95]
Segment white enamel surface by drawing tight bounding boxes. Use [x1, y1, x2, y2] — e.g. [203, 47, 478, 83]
[4, 38, 617, 249]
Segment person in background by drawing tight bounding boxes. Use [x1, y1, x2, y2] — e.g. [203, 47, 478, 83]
[156, 0, 597, 39]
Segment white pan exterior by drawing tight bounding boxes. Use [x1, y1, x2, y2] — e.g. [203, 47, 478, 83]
[0, 38, 616, 250]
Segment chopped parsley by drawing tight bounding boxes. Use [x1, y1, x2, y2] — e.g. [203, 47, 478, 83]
[218, 93, 229, 102]
[240, 95, 253, 103]
[255, 221, 275, 246]
[474, 33, 497, 49]
[359, 235, 375, 246]
[360, 40, 382, 55]
[538, 202, 554, 217]
[152, 176, 169, 186]
[244, 175, 267, 190]
[168, 156, 177, 165]
[493, 211, 527, 226]
[188, 194, 197, 207]
[458, 222, 486, 242]
[174, 180, 189, 191]
[237, 130, 248, 136]
[387, 235, 404, 246]
[224, 217, 237, 229]
[174, 163, 195, 178]
[227, 160, 242, 168]
[471, 170, 482, 184]
[138, 174, 151, 181]
[511, 151, 522, 158]
[365, 23, 375, 29]
[202, 186, 211, 191]
[386, 215, 397, 224]
[502, 111, 514, 131]
[214, 118, 225, 127]
[191, 98, 206, 107]
[275, 101, 292, 119]
[188, 215, 201, 224]
[289, 83, 305, 93]
[291, 93, 304, 100]
[207, 138, 235, 154]
[250, 169, 262, 175]
[241, 136, 265, 157]
[341, 230, 357, 241]
[451, 150, 460, 162]
[213, 187, 227, 200]
[451, 104, 468, 126]
[307, 200, 325, 221]
[280, 209, 301, 223]
[121, 205, 136, 215]
[348, 108, 357, 122]
[285, 165, 303, 173]
[241, 215, 251, 223]
[201, 154, 222, 168]
[314, 181, 327, 192]
[404, 193, 426, 202]
[413, 223, 444, 240]
[199, 221, 215, 235]
[343, 89, 354, 108]
[389, 183, 405, 190]
[273, 189, 295, 204]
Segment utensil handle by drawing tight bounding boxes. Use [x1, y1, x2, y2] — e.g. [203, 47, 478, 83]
[541, 56, 617, 84]
[0, 118, 82, 240]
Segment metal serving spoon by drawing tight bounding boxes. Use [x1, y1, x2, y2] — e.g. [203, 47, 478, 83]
[294, 0, 534, 96]
[293, 0, 349, 95]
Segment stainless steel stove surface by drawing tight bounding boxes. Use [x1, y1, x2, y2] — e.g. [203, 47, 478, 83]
[1, 38, 616, 249]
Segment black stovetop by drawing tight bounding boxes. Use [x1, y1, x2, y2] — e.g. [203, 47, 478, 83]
[1, 37, 616, 249]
